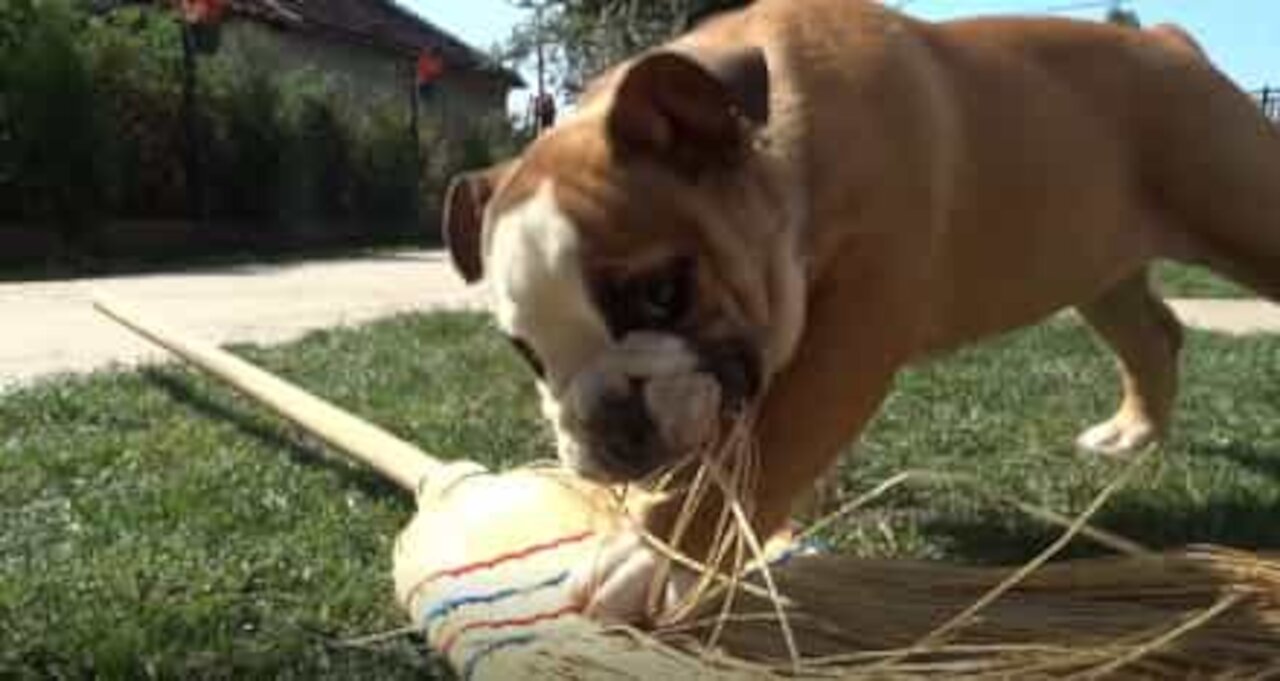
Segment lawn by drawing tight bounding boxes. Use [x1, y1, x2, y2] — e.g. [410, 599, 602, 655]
[1153, 261, 1257, 298]
[3, 312, 1278, 678]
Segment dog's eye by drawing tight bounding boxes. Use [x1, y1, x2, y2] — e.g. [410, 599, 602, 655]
[640, 277, 682, 323]
[505, 335, 546, 379]
[596, 257, 696, 336]
[634, 258, 693, 328]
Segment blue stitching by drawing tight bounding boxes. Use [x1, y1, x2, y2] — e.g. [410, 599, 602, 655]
[421, 571, 571, 629]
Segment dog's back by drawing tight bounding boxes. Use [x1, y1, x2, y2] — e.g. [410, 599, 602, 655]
[682, 1, 1280, 333]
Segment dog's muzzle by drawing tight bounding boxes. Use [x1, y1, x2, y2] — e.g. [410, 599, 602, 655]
[554, 333, 762, 484]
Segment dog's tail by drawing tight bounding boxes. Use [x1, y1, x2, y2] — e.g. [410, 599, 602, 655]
[1141, 26, 1280, 301]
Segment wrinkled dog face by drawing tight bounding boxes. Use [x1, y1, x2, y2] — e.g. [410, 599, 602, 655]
[442, 48, 773, 483]
[489, 182, 762, 482]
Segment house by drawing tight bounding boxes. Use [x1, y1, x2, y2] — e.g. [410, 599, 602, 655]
[1257, 87, 1279, 123]
[211, 0, 522, 131]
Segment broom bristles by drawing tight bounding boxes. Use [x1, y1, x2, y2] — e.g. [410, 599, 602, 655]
[458, 546, 1279, 680]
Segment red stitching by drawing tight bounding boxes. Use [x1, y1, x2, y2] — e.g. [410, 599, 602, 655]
[440, 605, 580, 654]
[419, 530, 595, 586]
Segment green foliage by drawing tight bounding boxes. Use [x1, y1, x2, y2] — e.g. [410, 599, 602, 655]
[0, 1, 517, 252]
[206, 67, 289, 222]
[283, 92, 355, 221]
[0, 0, 104, 239]
[350, 102, 420, 231]
[81, 6, 187, 218]
[505, 0, 752, 95]
[462, 112, 531, 166]
[416, 112, 530, 229]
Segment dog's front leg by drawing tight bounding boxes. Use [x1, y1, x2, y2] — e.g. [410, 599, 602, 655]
[748, 280, 906, 542]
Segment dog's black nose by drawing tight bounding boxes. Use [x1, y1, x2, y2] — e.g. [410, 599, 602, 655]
[697, 337, 761, 407]
[587, 380, 668, 481]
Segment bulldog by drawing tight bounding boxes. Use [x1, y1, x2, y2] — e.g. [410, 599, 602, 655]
[441, 0, 1280, 621]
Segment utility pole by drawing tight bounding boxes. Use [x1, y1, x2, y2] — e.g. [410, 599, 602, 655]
[179, 15, 206, 222]
[536, 5, 545, 108]
[530, 4, 557, 135]
[535, 5, 547, 134]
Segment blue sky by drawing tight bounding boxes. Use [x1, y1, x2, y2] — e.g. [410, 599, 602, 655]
[407, 0, 1279, 101]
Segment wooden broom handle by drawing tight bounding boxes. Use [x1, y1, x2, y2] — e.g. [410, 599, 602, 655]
[93, 294, 457, 494]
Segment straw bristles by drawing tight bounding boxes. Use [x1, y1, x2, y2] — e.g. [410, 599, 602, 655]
[462, 545, 1278, 680]
[539, 430, 1280, 681]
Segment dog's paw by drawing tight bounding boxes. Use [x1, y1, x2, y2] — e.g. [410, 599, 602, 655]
[567, 529, 697, 626]
[1076, 415, 1157, 458]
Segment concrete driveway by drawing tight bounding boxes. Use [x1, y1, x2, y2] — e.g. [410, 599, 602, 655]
[0, 251, 481, 390]
[1, 250, 1277, 391]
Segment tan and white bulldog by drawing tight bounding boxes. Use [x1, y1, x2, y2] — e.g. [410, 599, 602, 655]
[441, 0, 1280, 621]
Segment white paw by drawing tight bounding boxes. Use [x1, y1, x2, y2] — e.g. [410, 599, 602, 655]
[1076, 416, 1157, 458]
[568, 529, 698, 626]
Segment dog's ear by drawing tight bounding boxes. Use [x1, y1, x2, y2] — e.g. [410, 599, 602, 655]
[607, 47, 769, 172]
[443, 162, 511, 283]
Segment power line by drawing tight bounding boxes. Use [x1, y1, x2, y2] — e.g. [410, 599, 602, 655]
[895, 0, 1135, 15]
[1044, 0, 1130, 14]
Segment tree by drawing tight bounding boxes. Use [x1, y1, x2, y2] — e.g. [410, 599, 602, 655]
[504, 0, 752, 98]
[1105, 5, 1141, 27]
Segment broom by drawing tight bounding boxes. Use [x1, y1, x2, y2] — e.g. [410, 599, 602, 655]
[93, 295, 1280, 680]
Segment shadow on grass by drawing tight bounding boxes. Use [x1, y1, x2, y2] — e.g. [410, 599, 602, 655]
[143, 368, 408, 506]
[1196, 440, 1280, 482]
[920, 494, 1280, 567]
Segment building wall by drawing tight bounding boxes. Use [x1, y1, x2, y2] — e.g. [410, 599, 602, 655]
[420, 70, 511, 138]
[219, 20, 407, 108]
[217, 20, 509, 133]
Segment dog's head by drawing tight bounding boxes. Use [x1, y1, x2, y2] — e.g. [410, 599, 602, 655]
[444, 47, 802, 484]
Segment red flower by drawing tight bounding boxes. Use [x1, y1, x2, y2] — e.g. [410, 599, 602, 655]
[180, 0, 227, 25]
[417, 50, 445, 85]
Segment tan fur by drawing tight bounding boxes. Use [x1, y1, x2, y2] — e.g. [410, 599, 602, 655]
[458, 0, 1280, 595]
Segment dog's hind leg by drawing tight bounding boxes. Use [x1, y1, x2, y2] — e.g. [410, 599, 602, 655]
[1075, 268, 1184, 457]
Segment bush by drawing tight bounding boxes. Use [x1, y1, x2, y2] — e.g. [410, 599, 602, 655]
[351, 100, 420, 234]
[0, 0, 104, 242]
[81, 6, 186, 218]
[0, 1, 519, 259]
[204, 67, 290, 223]
[284, 92, 354, 222]
[418, 112, 529, 235]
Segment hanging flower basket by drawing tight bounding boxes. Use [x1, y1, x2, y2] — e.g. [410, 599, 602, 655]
[179, 0, 226, 54]
[180, 0, 227, 25]
[417, 49, 446, 98]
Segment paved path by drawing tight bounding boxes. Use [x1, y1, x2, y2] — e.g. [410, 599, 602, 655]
[1, 250, 1277, 391]
[0, 251, 480, 391]
[1165, 299, 1280, 336]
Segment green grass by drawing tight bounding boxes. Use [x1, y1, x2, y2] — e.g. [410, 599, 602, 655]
[832, 319, 1280, 563]
[3, 312, 1279, 678]
[1153, 261, 1257, 298]
[1, 314, 544, 680]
